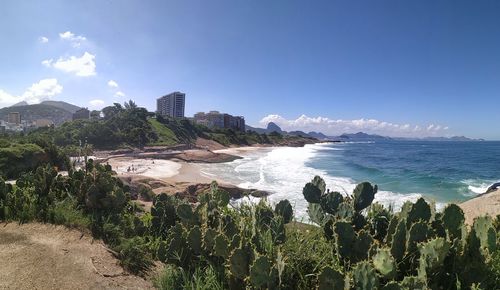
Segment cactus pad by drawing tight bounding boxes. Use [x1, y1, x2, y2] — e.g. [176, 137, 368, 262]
[249, 256, 271, 288]
[373, 248, 396, 279]
[318, 267, 345, 290]
[353, 182, 377, 211]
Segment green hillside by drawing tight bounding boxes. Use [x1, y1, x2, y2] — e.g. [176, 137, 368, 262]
[0, 104, 73, 125]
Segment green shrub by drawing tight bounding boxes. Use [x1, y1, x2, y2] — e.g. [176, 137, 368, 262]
[116, 236, 153, 275]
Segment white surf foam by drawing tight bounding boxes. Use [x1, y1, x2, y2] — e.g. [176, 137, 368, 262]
[199, 144, 433, 219]
[461, 179, 497, 195]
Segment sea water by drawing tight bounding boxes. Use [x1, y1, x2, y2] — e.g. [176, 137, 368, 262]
[198, 141, 500, 220]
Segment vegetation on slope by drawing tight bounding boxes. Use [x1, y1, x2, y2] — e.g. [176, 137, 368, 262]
[0, 100, 315, 180]
[1, 162, 499, 289]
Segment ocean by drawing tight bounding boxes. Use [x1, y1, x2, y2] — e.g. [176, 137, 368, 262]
[198, 141, 500, 220]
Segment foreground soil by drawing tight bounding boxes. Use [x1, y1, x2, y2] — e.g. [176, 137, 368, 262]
[0, 222, 153, 290]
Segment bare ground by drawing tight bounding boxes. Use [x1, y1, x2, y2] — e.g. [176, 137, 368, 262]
[460, 189, 500, 225]
[0, 222, 153, 290]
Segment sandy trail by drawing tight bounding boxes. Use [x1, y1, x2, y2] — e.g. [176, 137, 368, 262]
[460, 189, 500, 225]
[0, 223, 153, 290]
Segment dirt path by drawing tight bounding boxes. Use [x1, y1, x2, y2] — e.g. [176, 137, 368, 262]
[460, 189, 500, 225]
[0, 222, 153, 290]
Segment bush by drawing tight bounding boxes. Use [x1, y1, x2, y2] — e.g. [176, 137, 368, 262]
[50, 199, 90, 229]
[116, 236, 153, 275]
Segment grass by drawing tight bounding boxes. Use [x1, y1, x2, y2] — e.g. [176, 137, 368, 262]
[148, 119, 179, 146]
[155, 264, 224, 290]
[50, 199, 91, 230]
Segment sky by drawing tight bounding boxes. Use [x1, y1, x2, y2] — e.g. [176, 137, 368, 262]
[1, 1, 499, 139]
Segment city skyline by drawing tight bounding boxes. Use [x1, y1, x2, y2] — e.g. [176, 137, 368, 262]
[1, 1, 500, 139]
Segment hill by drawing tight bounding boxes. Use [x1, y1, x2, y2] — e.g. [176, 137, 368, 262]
[336, 132, 392, 141]
[11, 101, 28, 107]
[41, 100, 81, 113]
[0, 104, 74, 125]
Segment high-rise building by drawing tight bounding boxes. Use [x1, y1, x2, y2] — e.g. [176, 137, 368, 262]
[193, 111, 245, 131]
[7, 112, 21, 124]
[157, 92, 185, 118]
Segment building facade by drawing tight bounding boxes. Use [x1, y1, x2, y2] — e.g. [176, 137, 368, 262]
[157, 92, 185, 118]
[7, 112, 21, 124]
[73, 108, 90, 120]
[193, 111, 245, 131]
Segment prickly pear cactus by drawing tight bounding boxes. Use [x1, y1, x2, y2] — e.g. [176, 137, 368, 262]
[229, 248, 250, 279]
[400, 275, 427, 290]
[353, 261, 379, 290]
[373, 248, 396, 279]
[472, 216, 497, 253]
[176, 203, 196, 224]
[249, 256, 271, 288]
[442, 204, 465, 240]
[303, 182, 322, 203]
[407, 198, 431, 227]
[187, 226, 202, 255]
[418, 237, 450, 275]
[214, 234, 230, 258]
[312, 175, 326, 194]
[229, 234, 241, 252]
[255, 202, 275, 228]
[352, 230, 374, 263]
[307, 203, 328, 225]
[353, 182, 377, 211]
[380, 282, 403, 290]
[318, 267, 345, 290]
[270, 216, 286, 244]
[406, 221, 429, 254]
[334, 221, 356, 262]
[203, 228, 217, 253]
[275, 199, 293, 224]
[320, 191, 344, 214]
[390, 219, 407, 262]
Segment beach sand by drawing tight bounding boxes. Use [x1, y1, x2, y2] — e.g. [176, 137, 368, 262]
[214, 146, 270, 156]
[460, 189, 500, 225]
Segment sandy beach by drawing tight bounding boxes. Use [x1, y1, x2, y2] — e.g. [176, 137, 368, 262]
[104, 146, 269, 202]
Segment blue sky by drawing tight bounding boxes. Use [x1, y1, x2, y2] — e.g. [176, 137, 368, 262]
[1, 1, 499, 139]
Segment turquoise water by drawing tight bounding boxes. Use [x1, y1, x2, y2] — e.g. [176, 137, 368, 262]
[199, 141, 500, 218]
[309, 141, 500, 203]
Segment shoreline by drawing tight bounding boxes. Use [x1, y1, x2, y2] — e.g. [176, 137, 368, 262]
[103, 144, 275, 202]
[100, 142, 499, 224]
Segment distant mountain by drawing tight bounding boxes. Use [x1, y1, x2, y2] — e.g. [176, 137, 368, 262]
[307, 131, 329, 140]
[267, 122, 283, 133]
[336, 132, 392, 141]
[288, 130, 310, 137]
[399, 136, 485, 142]
[40, 101, 81, 113]
[0, 101, 81, 125]
[11, 101, 28, 107]
[246, 123, 321, 139]
[245, 125, 268, 134]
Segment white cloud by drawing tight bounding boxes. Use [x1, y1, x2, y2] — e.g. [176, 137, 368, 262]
[0, 90, 20, 108]
[0, 79, 63, 107]
[114, 91, 125, 98]
[42, 52, 96, 77]
[108, 80, 119, 88]
[21, 79, 63, 103]
[41, 59, 52, 66]
[259, 114, 450, 138]
[59, 31, 87, 47]
[89, 99, 105, 108]
[39, 36, 49, 43]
